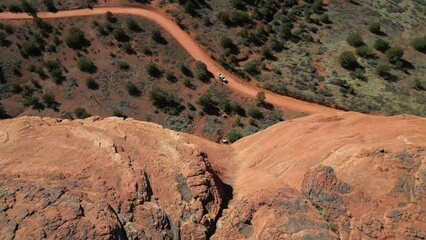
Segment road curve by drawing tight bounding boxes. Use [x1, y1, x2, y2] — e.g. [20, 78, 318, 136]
[0, 6, 339, 114]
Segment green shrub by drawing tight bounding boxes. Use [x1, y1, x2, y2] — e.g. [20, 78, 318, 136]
[184, 79, 196, 89]
[105, 11, 117, 23]
[66, 28, 89, 50]
[78, 57, 97, 73]
[412, 36, 426, 53]
[248, 106, 263, 119]
[74, 107, 91, 119]
[373, 38, 390, 52]
[21, 0, 35, 14]
[312, 0, 323, 12]
[369, 22, 381, 34]
[126, 18, 141, 32]
[197, 94, 218, 114]
[43, 0, 57, 12]
[256, 92, 266, 106]
[385, 47, 404, 64]
[355, 45, 374, 58]
[376, 64, 391, 77]
[221, 36, 234, 49]
[346, 33, 364, 47]
[319, 14, 330, 23]
[151, 30, 167, 44]
[125, 81, 141, 97]
[195, 61, 210, 82]
[8, 4, 23, 13]
[113, 26, 129, 42]
[0, 32, 7, 46]
[85, 77, 99, 90]
[228, 129, 243, 143]
[165, 71, 176, 82]
[339, 51, 358, 69]
[184, 0, 196, 15]
[42, 92, 59, 109]
[145, 62, 162, 77]
[149, 88, 183, 115]
[244, 61, 259, 75]
[112, 108, 126, 118]
[20, 41, 42, 57]
[0, 103, 8, 119]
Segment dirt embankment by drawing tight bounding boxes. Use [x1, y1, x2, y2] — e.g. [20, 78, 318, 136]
[0, 113, 424, 239]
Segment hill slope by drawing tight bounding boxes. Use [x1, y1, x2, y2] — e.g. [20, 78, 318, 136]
[0, 112, 424, 239]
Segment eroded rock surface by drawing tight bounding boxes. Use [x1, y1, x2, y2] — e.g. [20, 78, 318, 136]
[0, 112, 425, 239]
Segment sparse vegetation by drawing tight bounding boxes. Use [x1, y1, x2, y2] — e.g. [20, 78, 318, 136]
[228, 129, 243, 143]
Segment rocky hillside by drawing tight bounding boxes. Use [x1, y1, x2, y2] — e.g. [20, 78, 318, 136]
[0, 112, 425, 239]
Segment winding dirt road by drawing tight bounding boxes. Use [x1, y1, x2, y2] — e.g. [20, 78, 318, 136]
[0, 5, 339, 114]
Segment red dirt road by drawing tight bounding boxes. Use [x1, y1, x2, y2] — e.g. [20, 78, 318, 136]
[0, 6, 339, 114]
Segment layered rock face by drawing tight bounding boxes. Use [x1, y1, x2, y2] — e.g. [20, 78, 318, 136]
[0, 113, 425, 239]
[0, 117, 229, 239]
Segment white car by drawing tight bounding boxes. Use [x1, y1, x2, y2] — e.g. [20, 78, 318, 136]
[218, 73, 228, 83]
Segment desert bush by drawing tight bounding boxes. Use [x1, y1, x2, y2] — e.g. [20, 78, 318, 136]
[339, 51, 358, 69]
[221, 36, 234, 49]
[180, 64, 193, 77]
[165, 71, 176, 82]
[145, 62, 162, 78]
[248, 106, 263, 119]
[244, 61, 259, 75]
[373, 38, 390, 52]
[0, 32, 7, 46]
[195, 61, 210, 82]
[151, 30, 167, 44]
[66, 28, 89, 50]
[184, 79, 196, 89]
[197, 94, 218, 114]
[261, 46, 273, 59]
[112, 108, 126, 118]
[43, 0, 57, 12]
[0, 103, 8, 119]
[85, 77, 99, 90]
[74, 107, 91, 119]
[369, 22, 381, 34]
[319, 14, 330, 23]
[125, 81, 141, 97]
[105, 11, 117, 23]
[312, 0, 323, 12]
[78, 57, 97, 73]
[184, 0, 196, 15]
[126, 18, 141, 32]
[355, 45, 374, 58]
[149, 88, 183, 115]
[376, 64, 391, 77]
[23, 96, 43, 110]
[122, 43, 134, 54]
[21, 0, 35, 14]
[385, 47, 404, 64]
[256, 92, 266, 106]
[8, 4, 23, 13]
[113, 26, 129, 42]
[412, 36, 426, 53]
[20, 41, 42, 57]
[228, 129, 243, 143]
[42, 92, 59, 109]
[346, 33, 364, 47]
